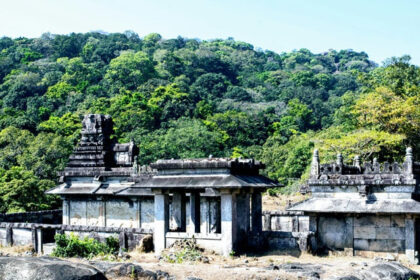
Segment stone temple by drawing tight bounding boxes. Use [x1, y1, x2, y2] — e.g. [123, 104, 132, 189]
[40, 113, 420, 263]
[47, 114, 279, 256]
[288, 149, 420, 263]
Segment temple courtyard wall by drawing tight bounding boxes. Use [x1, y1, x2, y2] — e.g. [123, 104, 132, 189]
[0, 207, 310, 255]
[1, 207, 416, 261]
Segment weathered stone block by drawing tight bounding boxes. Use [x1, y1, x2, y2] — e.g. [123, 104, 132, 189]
[298, 216, 309, 232]
[12, 228, 32, 246]
[391, 215, 405, 227]
[318, 216, 352, 249]
[354, 216, 390, 227]
[0, 228, 6, 246]
[140, 198, 154, 230]
[354, 239, 404, 252]
[70, 201, 87, 226]
[87, 201, 103, 227]
[106, 200, 138, 228]
[375, 227, 405, 240]
[267, 237, 298, 250]
[354, 226, 376, 239]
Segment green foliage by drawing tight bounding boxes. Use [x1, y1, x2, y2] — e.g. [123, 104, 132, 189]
[52, 233, 119, 258]
[261, 133, 314, 184]
[315, 127, 405, 163]
[105, 50, 156, 92]
[0, 166, 57, 213]
[162, 238, 204, 263]
[38, 113, 82, 138]
[0, 32, 417, 208]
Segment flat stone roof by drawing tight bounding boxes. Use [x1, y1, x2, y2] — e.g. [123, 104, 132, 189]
[287, 197, 420, 214]
[131, 173, 279, 190]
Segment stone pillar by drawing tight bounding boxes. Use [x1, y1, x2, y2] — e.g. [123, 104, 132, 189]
[309, 215, 318, 232]
[6, 225, 13, 246]
[344, 216, 354, 256]
[119, 231, 127, 250]
[31, 227, 38, 253]
[171, 192, 186, 231]
[263, 213, 272, 231]
[188, 192, 200, 234]
[209, 198, 221, 233]
[251, 191, 262, 233]
[154, 192, 169, 255]
[62, 199, 70, 225]
[221, 191, 237, 256]
[138, 199, 142, 228]
[236, 192, 250, 247]
[36, 228, 43, 254]
[405, 217, 416, 264]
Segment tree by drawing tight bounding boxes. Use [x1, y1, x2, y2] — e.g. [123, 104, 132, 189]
[0, 167, 58, 213]
[191, 73, 229, 101]
[132, 118, 227, 164]
[104, 51, 156, 92]
[315, 127, 405, 162]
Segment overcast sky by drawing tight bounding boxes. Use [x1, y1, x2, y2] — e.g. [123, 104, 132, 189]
[0, 0, 419, 65]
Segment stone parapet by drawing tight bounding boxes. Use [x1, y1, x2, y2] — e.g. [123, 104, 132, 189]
[0, 210, 62, 224]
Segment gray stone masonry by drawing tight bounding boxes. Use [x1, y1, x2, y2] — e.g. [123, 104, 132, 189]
[289, 147, 420, 263]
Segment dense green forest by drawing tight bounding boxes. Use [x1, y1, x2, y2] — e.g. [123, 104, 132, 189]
[0, 32, 419, 213]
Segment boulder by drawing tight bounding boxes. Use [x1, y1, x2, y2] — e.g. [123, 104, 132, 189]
[103, 262, 156, 279]
[329, 261, 419, 280]
[138, 234, 154, 253]
[0, 256, 106, 280]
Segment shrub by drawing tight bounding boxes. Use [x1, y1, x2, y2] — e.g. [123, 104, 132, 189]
[52, 233, 119, 258]
[162, 238, 204, 263]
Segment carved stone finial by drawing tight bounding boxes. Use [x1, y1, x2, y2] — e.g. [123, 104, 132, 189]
[80, 114, 113, 146]
[404, 147, 413, 174]
[310, 149, 320, 177]
[336, 153, 343, 165]
[406, 147, 413, 159]
[354, 155, 361, 168]
[133, 156, 139, 174]
[373, 158, 378, 165]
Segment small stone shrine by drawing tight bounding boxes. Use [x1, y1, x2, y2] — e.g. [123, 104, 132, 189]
[288, 148, 420, 263]
[47, 114, 279, 256]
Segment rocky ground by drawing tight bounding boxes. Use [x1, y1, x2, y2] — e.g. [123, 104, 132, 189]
[1, 247, 420, 280]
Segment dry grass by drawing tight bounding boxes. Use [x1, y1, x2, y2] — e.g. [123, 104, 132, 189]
[262, 193, 309, 211]
[0, 244, 33, 255]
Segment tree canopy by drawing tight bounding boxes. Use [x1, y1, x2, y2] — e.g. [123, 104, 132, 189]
[0, 32, 418, 211]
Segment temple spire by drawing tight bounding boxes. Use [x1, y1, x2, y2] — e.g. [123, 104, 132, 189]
[310, 149, 320, 178]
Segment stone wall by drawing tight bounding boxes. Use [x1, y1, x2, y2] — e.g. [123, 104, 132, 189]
[353, 215, 406, 255]
[316, 214, 407, 257]
[65, 198, 154, 229]
[262, 211, 308, 232]
[0, 210, 62, 224]
[0, 222, 152, 253]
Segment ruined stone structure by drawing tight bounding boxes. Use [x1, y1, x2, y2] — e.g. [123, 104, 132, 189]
[288, 148, 420, 263]
[47, 114, 279, 256]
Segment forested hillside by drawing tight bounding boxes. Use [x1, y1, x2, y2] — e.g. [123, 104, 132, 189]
[0, 32, 419, 213]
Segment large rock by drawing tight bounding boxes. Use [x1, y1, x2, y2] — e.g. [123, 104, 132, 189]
[0, 256, 106, 280]
[330, 262, 419, 280]
[102, 263, 156, 279]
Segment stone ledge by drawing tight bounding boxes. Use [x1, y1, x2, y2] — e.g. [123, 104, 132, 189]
[0, 222, 154, 234]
